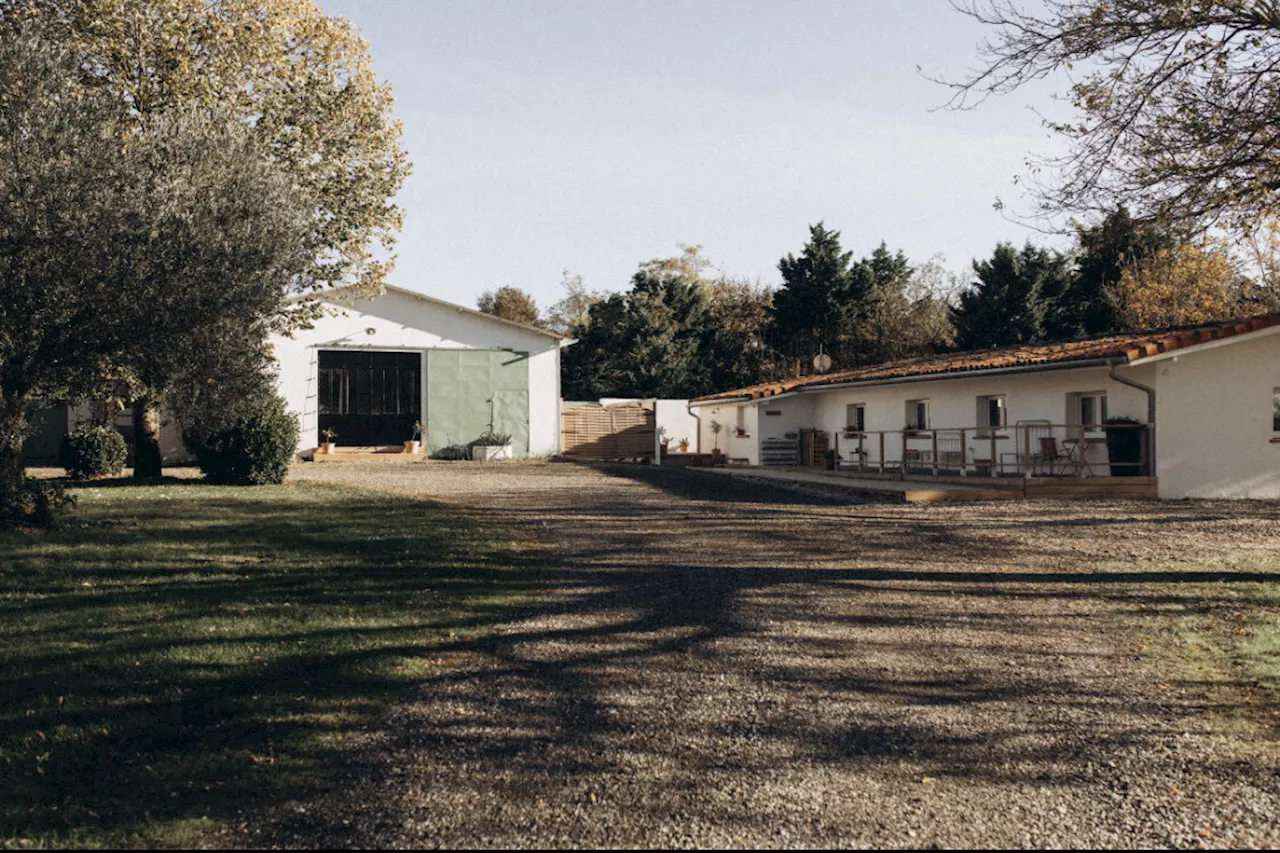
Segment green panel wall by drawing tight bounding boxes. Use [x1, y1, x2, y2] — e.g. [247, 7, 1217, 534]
[425, 350, 530, 455]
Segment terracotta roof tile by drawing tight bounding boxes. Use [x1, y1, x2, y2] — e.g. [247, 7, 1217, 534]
[692, 312, 1280, 404]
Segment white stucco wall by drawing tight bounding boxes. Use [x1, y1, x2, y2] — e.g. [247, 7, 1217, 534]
[1149, 328, 1280, 499]
[695, 364, 1154, 474]
[270, 288, 564, 457]
[696, 402, 761, 464]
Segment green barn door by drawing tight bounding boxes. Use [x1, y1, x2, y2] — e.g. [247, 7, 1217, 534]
[426, 350, 530, 455]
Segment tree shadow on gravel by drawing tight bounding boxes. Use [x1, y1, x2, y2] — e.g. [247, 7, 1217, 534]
[240, 463, 1280, 848]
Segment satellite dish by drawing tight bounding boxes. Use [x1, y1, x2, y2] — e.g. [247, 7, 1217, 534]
[813, 352, 832, 373]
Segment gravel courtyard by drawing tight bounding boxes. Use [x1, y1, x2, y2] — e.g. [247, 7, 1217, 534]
[245, 461, 1280, 849]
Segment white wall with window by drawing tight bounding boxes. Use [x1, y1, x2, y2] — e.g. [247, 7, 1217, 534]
[808, 366, 1153, 475]
[905, 399, 930, 430]
[976, 394, 1007, 433]
[845, 403, 866, 433]
[1068, 391, 1108, 432]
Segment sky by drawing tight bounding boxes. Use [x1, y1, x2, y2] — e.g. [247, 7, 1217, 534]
[316, 0, 1074, 310]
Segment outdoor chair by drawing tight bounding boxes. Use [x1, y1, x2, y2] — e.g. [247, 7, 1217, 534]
[1036, 436, 1072, 476]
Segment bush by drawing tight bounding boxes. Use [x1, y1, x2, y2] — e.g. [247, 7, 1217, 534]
[431, 443, 472, 461]
[184, 394, 299, 485]
[2, 478, 75, 529]
[59, 425, 128, 479]
[1104, 416, 1148, 477]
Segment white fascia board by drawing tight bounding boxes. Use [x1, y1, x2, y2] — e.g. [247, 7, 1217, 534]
[1128, 324, 1280, 366]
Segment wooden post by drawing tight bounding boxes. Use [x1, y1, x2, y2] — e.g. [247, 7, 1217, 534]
[931, 429, 939, 476]
[879, 432, 886, 475]
[858, 432, 865, 474]
[833, 432, 839, 471]
[1022, 424, 1031, 479]
[989, 431, 997, 477]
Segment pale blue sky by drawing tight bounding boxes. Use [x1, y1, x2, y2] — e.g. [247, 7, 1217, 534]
[317, 0, 1071, 309]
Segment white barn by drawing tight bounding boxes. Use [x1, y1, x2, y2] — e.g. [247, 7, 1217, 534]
[272, 285, 569, 458]
[22, 286, 569, 464]
[691, 313, 1280, 500]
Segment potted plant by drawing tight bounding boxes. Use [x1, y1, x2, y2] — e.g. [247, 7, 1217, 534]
[471, 429, 513, 462]
[709, 420, 725, 464]
[677, 437, 690, 452]
[658, 427, 671, 458]
[403, 420, 423, 454]
[318, 428, 337, 455]
[1103, 416, 1147, 476]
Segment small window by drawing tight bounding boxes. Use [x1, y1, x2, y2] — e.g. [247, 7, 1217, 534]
[977, 395, 1007, 430]
[735, 406, 747, 435]
[1273, 388, 1280, 432]
[846, 403, 866, 433]
[1069, 392, 1108, 431]
[906, 399, 930, 430]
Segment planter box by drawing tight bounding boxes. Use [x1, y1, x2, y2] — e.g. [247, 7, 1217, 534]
[472, 444, 512, 462]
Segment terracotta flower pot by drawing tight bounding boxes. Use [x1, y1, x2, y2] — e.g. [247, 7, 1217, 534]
[403, 440, 421, 454]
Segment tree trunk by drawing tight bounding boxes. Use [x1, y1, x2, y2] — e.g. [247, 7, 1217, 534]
[132, 396, 163, 479]
[0, 401, 28, 514]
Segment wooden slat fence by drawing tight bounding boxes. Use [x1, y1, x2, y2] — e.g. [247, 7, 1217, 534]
[561, 404, 656, 460]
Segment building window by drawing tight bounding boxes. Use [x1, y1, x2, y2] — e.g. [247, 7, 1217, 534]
[905, 399, 930, 430]
[735, 405, 747, 436]
[1273, 388, 1280, 432]
[1069, 392, 1108, 431]
[976, 395, 1007, 431]
[846, 403, 866, 433]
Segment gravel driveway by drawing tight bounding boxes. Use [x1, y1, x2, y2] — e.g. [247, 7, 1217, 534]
[242, 461, 1280, 848]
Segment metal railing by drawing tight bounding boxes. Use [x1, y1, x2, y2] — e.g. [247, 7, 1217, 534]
[830, 421, 1151, 479]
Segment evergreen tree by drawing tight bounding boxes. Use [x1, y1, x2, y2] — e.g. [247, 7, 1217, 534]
[772, 223, 857, 373]
[701, 277, 775, 392]
[1055, 207, 1173, 338]
[953, 242, 1071, 350]
[847, 243, 913, 365]
[561, 257, 710, 399]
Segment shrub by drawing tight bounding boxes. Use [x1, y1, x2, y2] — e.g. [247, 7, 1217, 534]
[1104, 416, 1148, 477]
[59, 425, 128, 479]
[431, 443, 472, 461]
[474, 430, 512, 446]
[2, 478, 75, 529]
[184, 394, 299, 485]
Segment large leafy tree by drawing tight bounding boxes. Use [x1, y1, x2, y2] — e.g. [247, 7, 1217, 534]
[0, 30, 314, 507]
[477, 287, 541, 327]
[1112, 242, 1242, 331]
[948, 1, 1280, 239]
[953, 242, 1072, 350]
[543, 271, 603, 337]
[1, 0, 410, 475]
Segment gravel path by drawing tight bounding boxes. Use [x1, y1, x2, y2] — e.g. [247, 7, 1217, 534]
[241, 461, 1280, 848]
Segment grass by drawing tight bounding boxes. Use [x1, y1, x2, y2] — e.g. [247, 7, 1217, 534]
[0, 478, 539, 848]
[1128, 548, 1280, 736]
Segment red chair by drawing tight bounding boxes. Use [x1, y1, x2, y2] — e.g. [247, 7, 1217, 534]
[1037, 437, 1071, 475]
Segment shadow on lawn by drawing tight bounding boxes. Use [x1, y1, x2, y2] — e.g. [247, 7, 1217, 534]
[0, 480, 538, 845]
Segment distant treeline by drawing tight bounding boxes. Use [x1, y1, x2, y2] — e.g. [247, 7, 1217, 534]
[478, 209, 1280, 399]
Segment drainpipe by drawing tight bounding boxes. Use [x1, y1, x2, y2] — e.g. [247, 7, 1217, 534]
[1107, 359, 1157, 476]
[686, 400, 702, 454]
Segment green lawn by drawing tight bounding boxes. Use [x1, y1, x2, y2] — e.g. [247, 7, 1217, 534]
[0, 479, 538, 848]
